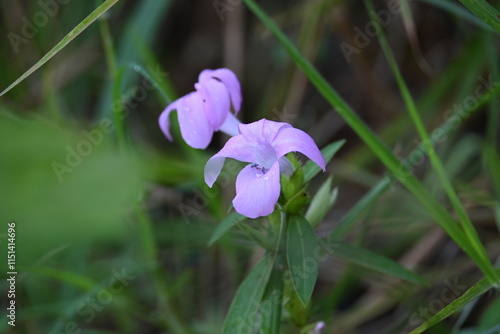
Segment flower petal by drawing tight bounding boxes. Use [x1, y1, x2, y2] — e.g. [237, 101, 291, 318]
[195, 78, 230, 130]
[238, 119, 291, 143]
[158, 100, 178, 141]
[233, 161, 281, 218]
[272, 127, 326, 170]
[204, 135, 256, 187]
[219, 112, 241, 137]
[199, 68, 242, 113]
[177, 92, 214, 149]
[278, 156, 294, 177]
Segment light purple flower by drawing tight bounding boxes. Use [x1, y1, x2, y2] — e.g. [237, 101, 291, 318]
[204, 119, 326, 218]
[158, 68, 242, 149]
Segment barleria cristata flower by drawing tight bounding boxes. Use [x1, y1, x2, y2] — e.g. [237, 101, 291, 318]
[159, 68, 242, 149]
[204, 119, 325, 218]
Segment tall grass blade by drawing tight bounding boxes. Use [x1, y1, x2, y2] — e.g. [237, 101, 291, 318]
[0, 0, 121, 97]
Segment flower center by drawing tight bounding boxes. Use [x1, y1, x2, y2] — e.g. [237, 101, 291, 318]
[250, 163, 268, 174]
[251, 142, 277, 173]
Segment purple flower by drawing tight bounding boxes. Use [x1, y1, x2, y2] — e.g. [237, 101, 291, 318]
[158, 68, 242, 149]
[204, 119, 326, 218]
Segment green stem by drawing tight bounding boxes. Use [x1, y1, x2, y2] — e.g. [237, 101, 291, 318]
[112, 67, 128, 153]
[99, 12, 128, 153]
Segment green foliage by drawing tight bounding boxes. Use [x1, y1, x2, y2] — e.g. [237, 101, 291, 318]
[286, 216, 319, 307]
[0, 116, 143, 266]
[409, 268, 500, 334]
[221, 255, 275, 334]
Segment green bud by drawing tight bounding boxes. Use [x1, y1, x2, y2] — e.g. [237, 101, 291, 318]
[281, 165, 305, 201]
[284, 189, 309, 215]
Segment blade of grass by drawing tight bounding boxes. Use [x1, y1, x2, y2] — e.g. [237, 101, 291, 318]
[0, 0, 121, 97]
[209, 212, 247, 246]
[97, 0, 173, 118]
[242, 0, 480, 279]
[408, 268, 500, 334]
[113, 67, 128, 152]
[330, 242, 427, 285]
[327, 76, 500, 242]
[363, 0, 499, 285]
[458, 0, 500, 33]
[417, 0, 496, 32]
[486, 33, 500, 149]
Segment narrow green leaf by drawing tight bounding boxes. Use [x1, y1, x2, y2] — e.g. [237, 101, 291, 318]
[304, 140, 345, 182]
[287, 216, 319, 307]
[485, 145, 500, 200]
[331, 242, 427, 286]
[418, 0, 495, 32]
[458, 0, 500, 33]
[409, 270, 499, 334]
[364, 0, 499, 284]
[259, 262, 284, 333]
[305, 176, 338, 228]
[222, 255, 275, 334]
[208, 212, 246, 246]
[0, 0, 121, 97]
[328, 179, 388, 240]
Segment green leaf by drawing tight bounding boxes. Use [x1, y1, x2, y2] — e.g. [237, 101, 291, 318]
[208, 212, 246, 246]
[304, 140, 345, 182]
[458, 0, 500, 34]
[409, 270, 499, 334]
[328, 179, 388, 240]
[330, 242, 427, 286]
[478, 298, 500, 332]
[259, 262, 284, 333]
[287, 216, 319, 307]
[485, 145, 500, 200]
[0, 0, 121, 97]
[222, 255, 275, 334]
[305, 176, 338, 228]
